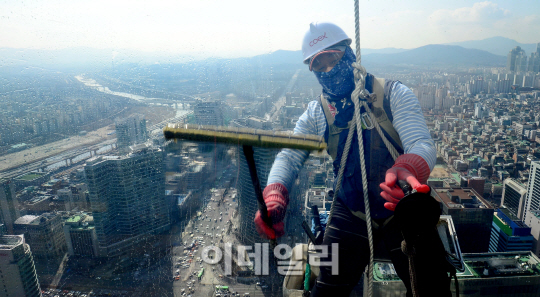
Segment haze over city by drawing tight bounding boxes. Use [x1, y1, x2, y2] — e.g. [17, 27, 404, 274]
[1, 1, 539, 60]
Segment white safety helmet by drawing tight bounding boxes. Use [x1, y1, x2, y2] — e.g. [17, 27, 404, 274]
[302, 22, 352, 65]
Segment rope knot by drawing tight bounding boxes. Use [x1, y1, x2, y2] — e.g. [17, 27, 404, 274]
[351, 62, 367, 76]
[401, 240, 416, 256]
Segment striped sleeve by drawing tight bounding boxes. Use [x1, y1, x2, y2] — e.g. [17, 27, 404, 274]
[267, 100, 327, 190]
[389, 83, 436, 171]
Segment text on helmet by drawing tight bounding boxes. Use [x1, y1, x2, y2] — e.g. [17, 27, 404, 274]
[309, 32, 327, 47]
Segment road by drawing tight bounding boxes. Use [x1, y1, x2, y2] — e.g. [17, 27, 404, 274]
[267, 69, 301, 122]
[170, 179, 273, 297]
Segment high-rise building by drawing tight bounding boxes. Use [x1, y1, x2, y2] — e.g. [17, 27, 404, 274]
[523, 74, 536, 87]
[0, 235, 42, 297]
[467, 77, 486, 95]
[414, 84, 436, 109]
[84, 143, 170, 258]
[63, 213, 98, 257]
[515, 53, 529, 73]
[507, 46, 527, 72]
[369, 251, 540, 297]
[529, 211, 540, 256]
[496, 79, 512, 94]
[115, 114, 148, 152]
[285, 92, 292, 106]
[502, 178, 528, 220]
[474, 103, 486, 118]
[13, 213, 66, 259]
[432, 187, 494, 253]
[0, 179, 20, 234]
[525, 161, 540, 225]
[528, 43, 540, 73]
[193, 101, 224, 126]
[230, 118, 278, 245]
[490, 208, 534, 252]
[434, 86, 448, 110]
[513, 123, 533, 137]
[525, 161, 540, 256]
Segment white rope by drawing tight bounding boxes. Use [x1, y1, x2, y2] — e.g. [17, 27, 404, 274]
[326, 2, 403, 297]
[351, 1, 375, 296]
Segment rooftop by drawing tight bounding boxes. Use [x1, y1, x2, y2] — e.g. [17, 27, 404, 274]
[433, 187, 493, 209]
[66, 215, 82, 223]
[28, 195, 51, 204]
[14, 215, 39, 225]
[373, 251, 540, 281]
[0, 235, 24, 249]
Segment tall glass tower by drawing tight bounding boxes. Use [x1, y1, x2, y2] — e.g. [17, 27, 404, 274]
[0, 235, 42, 297]
[525, 162, 540, 223]
[84, 144, 170, 258]
[0, 179, 20, 235]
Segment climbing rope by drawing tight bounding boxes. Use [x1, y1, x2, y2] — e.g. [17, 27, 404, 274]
[402, 240, 420, 296]
[325, 1, 408, 297]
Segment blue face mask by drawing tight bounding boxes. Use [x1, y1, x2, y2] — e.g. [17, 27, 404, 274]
[314, 46, 356, 100]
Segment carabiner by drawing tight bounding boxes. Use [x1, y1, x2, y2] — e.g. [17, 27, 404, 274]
[361, 112, 374, 130]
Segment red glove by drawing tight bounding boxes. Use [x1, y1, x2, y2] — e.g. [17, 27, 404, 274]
[254, 183, 289, 239]
[379, 154, 431, 211]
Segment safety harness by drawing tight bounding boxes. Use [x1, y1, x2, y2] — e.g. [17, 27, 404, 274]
[318, 76, 403, 162]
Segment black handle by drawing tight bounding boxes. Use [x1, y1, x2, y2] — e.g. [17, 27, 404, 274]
[311, 205, 325, 244]
[242, 145, 272, 228]
[302, 221, 318, 244]
[397, 180, 413, 197]
[311, 206, 322, 232]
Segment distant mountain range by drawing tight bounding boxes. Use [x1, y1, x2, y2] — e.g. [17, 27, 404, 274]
[248, 45, 505, 68]
[362, 44, 505, 67]
[2, 36, 536, 70]
[446, 36, 538, 56]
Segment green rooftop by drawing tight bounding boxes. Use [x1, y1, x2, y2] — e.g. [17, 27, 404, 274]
[66, 215, 82, 223]
[16, 172, 46, 181]
[494, 214, 512, 236]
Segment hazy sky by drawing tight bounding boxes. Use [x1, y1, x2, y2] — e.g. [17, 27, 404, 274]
[1, 0, 539, 58]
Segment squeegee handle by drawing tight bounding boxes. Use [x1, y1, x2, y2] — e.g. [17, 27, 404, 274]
[242, 145, 272, 227]
[311, 205, 322, 233]
[397, 180, 413, 197]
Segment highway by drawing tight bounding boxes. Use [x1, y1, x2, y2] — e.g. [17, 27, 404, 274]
[0, 110, 192, 180]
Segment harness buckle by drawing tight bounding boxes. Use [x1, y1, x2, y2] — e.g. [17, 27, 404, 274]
[361, 112, 374, 130]
[367, 92, 377, 103]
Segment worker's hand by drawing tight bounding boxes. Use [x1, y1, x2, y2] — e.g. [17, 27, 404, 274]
[379, 154, 431, 211]
[254, 183, 289, 240]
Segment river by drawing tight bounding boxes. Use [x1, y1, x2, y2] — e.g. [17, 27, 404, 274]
[74, 75, 192, 118]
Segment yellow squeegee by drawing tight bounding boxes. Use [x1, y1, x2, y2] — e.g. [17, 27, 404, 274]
[163, 123, 326, 151]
